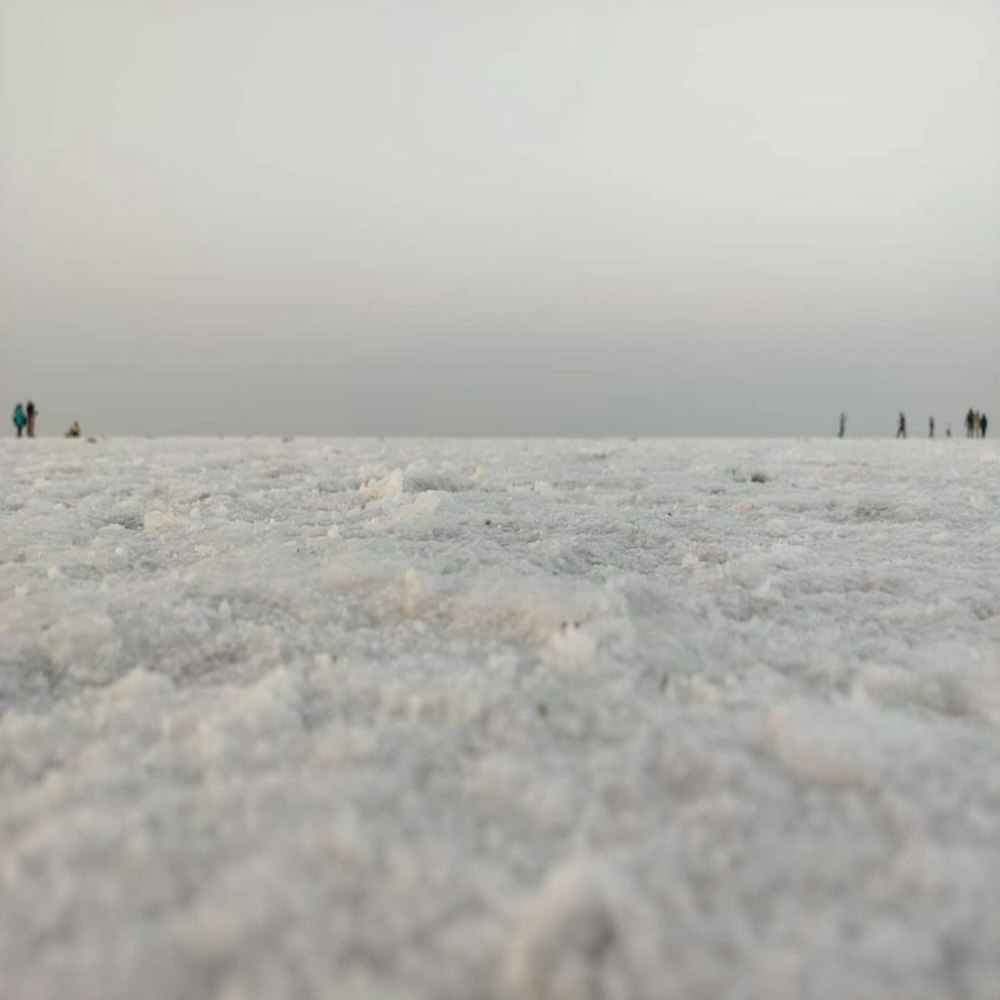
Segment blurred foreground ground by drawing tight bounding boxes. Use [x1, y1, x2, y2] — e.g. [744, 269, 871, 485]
[2, 437, 1000, 999]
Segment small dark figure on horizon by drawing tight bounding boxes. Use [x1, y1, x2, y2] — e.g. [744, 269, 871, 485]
[26, 401, 37, 438]
[929, 416, 935, 439]
[897, 412, 906, 439]
[966, 408, 976, 438]
[12, 402, 26, 438]
[838, 412, 847, 438]
[65, 420, 81, 438]
[946, 424, 952, 438]
[981, 413, 988, 439]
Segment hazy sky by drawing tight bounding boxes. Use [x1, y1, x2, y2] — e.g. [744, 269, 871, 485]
[3, 1, 998, 436]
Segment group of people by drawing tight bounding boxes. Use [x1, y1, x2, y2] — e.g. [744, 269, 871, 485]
[897, 411, 988, 439]
[965, 408, 989, 438]
[11, 401, 81, 438]
[838, 410, 989, 439]
[11, 401, 38, 438]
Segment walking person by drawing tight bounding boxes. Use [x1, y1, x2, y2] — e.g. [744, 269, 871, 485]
[12, 402, 26, 438]
[981, 413, 988, 439]
[896, 412, 907, 439]
[838, 412, 847, 438]
[966, 408, 976, 438]
[929, 415, 935, 439]
[26, 401, 37, 438]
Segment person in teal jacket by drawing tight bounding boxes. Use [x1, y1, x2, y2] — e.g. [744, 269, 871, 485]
[12, 402, 26, 437]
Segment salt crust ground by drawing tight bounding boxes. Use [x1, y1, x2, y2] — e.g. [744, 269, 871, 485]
[2, 437, 1000, 1000]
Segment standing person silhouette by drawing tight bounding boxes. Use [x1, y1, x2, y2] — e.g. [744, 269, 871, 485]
[12, 402, 26, 438]
[896, 412, 907, 439]
[838, 412, 847, 438]
[26, 401, 37, 438]
[929, 416, 935, 439]
[966, 408, 976, 438]
[981, 413, 988, 439]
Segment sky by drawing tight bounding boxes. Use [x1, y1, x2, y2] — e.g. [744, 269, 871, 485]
[2, 0, 999, 437]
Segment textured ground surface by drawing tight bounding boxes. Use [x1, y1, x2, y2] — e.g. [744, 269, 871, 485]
[2, 436, 1000, 1000]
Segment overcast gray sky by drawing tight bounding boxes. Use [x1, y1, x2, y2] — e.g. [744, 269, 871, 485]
[3, 0, 998, 436]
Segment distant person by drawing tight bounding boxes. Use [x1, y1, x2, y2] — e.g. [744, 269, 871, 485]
[928, 416, 934, 439]
[966, 408, 976, 438]
[12, 402, 26, 438]
[974, 410, 982, 438]
[896, 412, 906, 439]
[946, 424, 952, 438]
[65, 420, 81, 438]
[838, 412, 847, 438]
[26, 400, 37, 438]
[981, 413, 988, 439]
